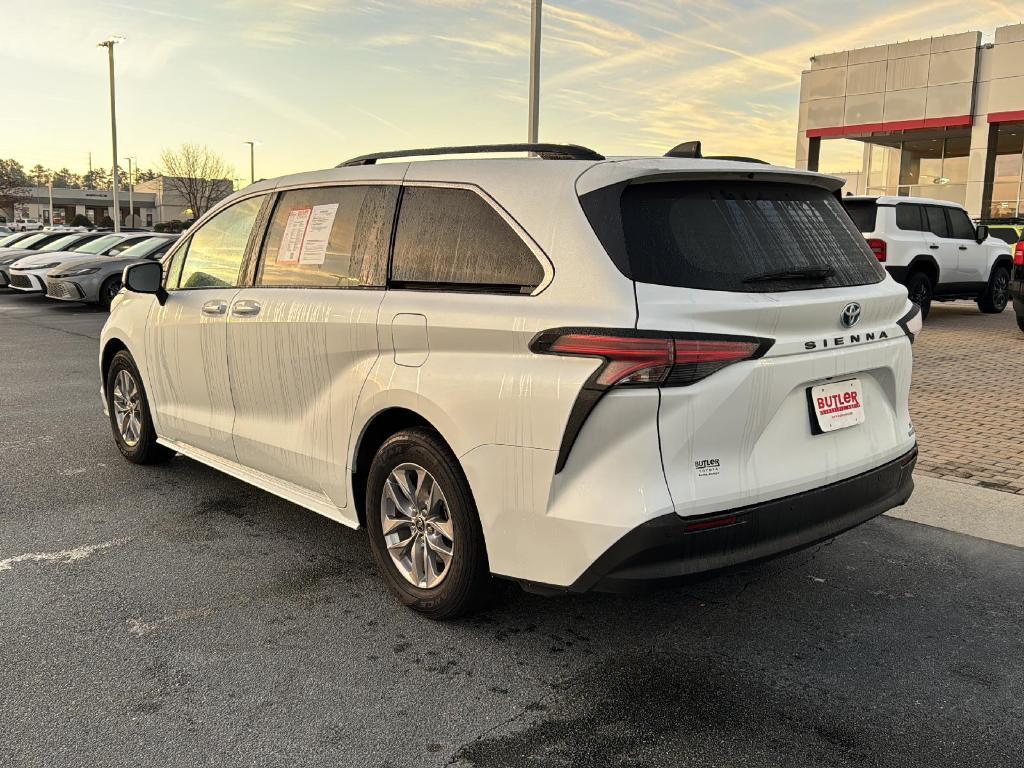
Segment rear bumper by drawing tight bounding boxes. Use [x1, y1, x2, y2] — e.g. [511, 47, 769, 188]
[554, 446, 917, 593]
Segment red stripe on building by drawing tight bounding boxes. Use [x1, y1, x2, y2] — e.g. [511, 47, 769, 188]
[807, 114, 973, 138]
[988, 110, 1024, 124]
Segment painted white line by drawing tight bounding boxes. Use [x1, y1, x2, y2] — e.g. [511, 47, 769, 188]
[0, 537, 131, 572]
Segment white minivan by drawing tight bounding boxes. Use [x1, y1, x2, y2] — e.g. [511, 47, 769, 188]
[100, 143, 920, 618]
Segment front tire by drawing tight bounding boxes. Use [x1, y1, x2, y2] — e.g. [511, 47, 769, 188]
[906, 271, 933, 321]
[99, 275, 122, 311]
[106, 350, 174, 464]
[978, 266, 1010, 314]
[366, 428, 491, 619]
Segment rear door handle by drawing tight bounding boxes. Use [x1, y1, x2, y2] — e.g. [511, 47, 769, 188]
[201, 299, 228, 316]
[958, 245, 968, 250]
[929, 244, 940, 250]
[232, 299, 262, 317]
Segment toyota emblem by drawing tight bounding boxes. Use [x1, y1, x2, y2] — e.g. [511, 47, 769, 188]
[841, 302, 862, 328]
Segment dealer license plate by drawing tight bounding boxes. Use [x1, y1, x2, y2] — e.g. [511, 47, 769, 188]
[810, 379, 865, 433]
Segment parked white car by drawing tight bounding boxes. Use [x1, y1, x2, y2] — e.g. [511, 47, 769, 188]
[11, 218, 42, 231]
[843, 196, 1013, 319]
[100, 143, 920, 618]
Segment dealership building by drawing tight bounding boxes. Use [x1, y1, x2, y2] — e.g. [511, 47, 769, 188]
[796, 23, 1024, 221]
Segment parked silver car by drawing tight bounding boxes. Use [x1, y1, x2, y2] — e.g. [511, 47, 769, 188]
[45, 234, 179, 309]
[0, 230, 90, 287]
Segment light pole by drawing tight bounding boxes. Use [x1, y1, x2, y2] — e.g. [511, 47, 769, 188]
[528, 0, 542, 144]
[123, 155, 135, 226]
[47, 179, 54, 227]
[98, 35, 124, 232]
[244, 140, 259, 185]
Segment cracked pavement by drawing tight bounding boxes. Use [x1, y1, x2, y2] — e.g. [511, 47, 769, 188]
[1, 292, 1022, 768]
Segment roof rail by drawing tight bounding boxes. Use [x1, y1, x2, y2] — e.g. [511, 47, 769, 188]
[337, 143, 605, 167]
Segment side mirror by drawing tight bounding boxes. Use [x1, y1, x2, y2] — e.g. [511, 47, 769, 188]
[976, 224, 989, 244]
[123, 261, 166, 304]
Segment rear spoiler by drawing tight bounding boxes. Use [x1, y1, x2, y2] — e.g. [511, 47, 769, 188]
[575, 162, 846, 197]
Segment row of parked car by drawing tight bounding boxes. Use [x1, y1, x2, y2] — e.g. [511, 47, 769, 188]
[0, 228, 178, 309]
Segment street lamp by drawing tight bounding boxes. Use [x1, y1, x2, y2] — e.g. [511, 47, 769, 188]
[243, 140, 260, 185]
[528, 0, 542, 144]
[98, 35, 125, 232]
[123, 155, 136, 226]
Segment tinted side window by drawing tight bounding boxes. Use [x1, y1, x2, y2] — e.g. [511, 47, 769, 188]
[989, 227, 1019, 245]
[841, 201, 877, 232]
[925, 206, 950, 238]
[175, 196, 265, 289]
[947, 208, 976, 240]
[392, 187, 544, 293]
[895, 204, 926, 232]
[257, 185, 397, 288]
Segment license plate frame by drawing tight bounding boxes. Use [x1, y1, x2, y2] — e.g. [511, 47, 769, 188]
[807, 378, 865, 435]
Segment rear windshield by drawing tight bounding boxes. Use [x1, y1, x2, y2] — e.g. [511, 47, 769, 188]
[841, 200, 878, 232]
[583, 180, 884, 293]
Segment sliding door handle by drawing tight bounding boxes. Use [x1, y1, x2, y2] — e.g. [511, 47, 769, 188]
[232, 299, 262, 317]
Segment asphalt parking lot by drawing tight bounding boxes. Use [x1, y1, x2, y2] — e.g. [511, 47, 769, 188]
[2, 292, 1022, 768]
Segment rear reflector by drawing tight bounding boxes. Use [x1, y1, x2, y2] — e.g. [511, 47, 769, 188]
[535, 331, 769, 388]
[684, 514, 739, 533]
[1014, 241, 1023, 267]
[866, 238, 887, 262]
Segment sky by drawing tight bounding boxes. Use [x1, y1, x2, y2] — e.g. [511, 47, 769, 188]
[2, 0, 1021, 183]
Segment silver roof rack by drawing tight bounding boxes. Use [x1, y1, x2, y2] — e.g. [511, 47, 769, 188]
[337, 143, 605, 167]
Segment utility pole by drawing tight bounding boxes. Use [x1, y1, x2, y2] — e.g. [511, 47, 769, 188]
[124, 156, 135, 226]
[244, 140, 259, 185]
[47, 180, 53, 227]
[98, 36, 124, 232]
[528, 0, 542, 144]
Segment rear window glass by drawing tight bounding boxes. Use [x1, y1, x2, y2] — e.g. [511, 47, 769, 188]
[587, 180, 884, 293]
[842, 200, 877, 232]
[896, 204, 926, 231]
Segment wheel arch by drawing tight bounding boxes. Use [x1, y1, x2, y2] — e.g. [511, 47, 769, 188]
[351, 407, 454, 529]
[989, 255, 1013, 280]
[906, 255, 939, 284]
[100, 337, 130, 393]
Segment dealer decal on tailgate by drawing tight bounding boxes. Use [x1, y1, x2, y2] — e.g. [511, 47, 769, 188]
[810, 379, 865, 433]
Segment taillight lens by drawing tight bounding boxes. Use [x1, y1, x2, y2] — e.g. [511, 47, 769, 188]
[1014, 241, 1024, 267]
[866, 238, 887, 262]
[534, 331, 768, 388]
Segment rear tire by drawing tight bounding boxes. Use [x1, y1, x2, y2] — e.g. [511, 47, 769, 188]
[99, 275, 122, 311]
[978, 266, 1010, 314]
[365, 428, 491, 619]
[906, 271, 933, 321]
[106, 350, 174, 465]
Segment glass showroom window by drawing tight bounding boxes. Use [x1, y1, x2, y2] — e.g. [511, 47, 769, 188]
[989, 124, 1024, 220]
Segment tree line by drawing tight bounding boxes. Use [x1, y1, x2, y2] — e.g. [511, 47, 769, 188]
[1, 144, 235, 222]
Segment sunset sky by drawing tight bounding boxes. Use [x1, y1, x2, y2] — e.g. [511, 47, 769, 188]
[4, 0, 1021, 182]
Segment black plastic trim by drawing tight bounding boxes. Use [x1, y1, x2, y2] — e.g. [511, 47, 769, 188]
[538, 446, 917, 594]
[530, 327, 774, 473]
[896, 303, 921, 344]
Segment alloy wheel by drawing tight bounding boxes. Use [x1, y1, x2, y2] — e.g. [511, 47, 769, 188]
[993, 273, 1008, 310]
[111, 369, 143, 447]
[380, 462, 455, 589]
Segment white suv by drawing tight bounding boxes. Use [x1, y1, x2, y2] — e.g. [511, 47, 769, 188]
[100, 143, 920, 618]
[843, 196, 1013, 319]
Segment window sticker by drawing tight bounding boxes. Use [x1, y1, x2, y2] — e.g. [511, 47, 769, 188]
[278, 207, 311, 263]
[298, 203, 339, 265]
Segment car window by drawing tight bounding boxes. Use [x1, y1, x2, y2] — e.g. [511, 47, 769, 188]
[947, 208, 976, 240]
[895, 204, 926, 232]
[175, 196, 265, 289]
[115, 237, 176, 260]
[841, 200, 877, 232]
[988, 227, 1019, 245]
[257, 185, 397, 288]
[925, 206, 950, 238]
[9, 232, 52, 249]
[41, 234, 91, 252]
[74, 234, 124, 254]
[106, 237, 150, 257]
[582, 180, 884, 293]
[391, 186, 544, 293]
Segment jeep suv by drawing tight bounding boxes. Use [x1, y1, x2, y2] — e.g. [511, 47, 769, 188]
[843, 196, 1013, 319]
[100, 143, 920, 618]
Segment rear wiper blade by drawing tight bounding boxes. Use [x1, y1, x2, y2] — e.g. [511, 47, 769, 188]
[743, 267, 835, 283]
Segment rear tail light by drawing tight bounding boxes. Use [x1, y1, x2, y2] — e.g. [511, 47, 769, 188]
[532, 330, 771, 389]
[1014, 241, 1023, 267]
[532, 328, 774, 473]
[866, 238, 887, 262]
